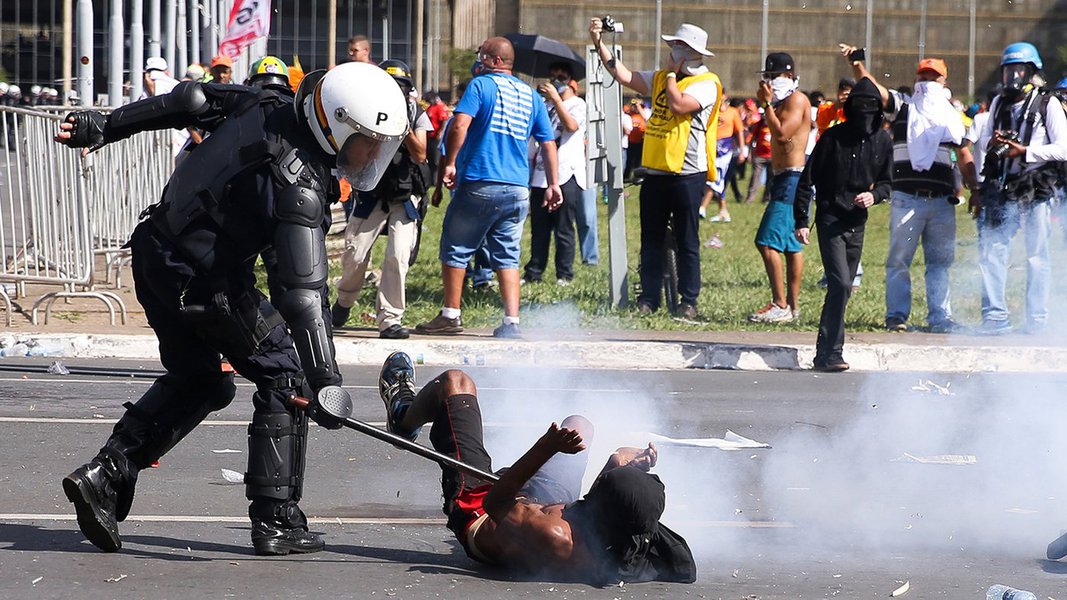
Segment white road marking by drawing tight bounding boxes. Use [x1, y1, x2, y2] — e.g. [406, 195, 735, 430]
[0, 513, 792, 528]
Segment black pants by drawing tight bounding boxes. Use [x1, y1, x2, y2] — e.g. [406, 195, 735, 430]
[625, 142, 644, 179]
[638, 173, 705, 309]
[525, 176, 579, 282]
[815, 219, 865, 364]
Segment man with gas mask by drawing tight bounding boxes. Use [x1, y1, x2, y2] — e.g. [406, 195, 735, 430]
[332, 59, 431, 339]
[53, 62, 410, 555]
[970, 42, 1067, 335]
[588, 19, 722, 319]
[524, 61, 587, 286]
[839, 44, 978, 334]
[794, 77, 893, 372]
[748, 52, 811, 325]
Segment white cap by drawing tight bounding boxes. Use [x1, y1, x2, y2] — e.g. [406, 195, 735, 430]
[145, 56, 168, 72]
[661, 23, 714, 57]
[0, 82, 8, 95]
[8, 85, 21, 97]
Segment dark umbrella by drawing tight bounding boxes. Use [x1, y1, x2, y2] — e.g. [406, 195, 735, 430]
[504, 33, 586, 81]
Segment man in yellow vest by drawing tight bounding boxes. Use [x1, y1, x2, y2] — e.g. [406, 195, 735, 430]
[589, 19, 722, 319]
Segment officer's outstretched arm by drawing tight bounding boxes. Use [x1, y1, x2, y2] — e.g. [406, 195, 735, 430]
[271, 184, 343, 393]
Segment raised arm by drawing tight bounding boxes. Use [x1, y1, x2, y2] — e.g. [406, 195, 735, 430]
[838, 43, 889, 107]
[589, 18, 648, 95]
[484, 423, 585, 520]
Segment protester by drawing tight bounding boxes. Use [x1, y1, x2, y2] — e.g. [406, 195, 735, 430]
[816, 78, 854, 137]
[139, 57, 188, 157]
[744, 108, 773, 204]
[376, 351, 697, 584]
[971, 42, 1067, 335]
[416, 37, 558, 338]
[524, 62, 586, 285]
[209, 55, 232, 84]
[839, 46, 978, 333]
[347, 35, 372, 64]
[625, 98, 647, 181]
[589, 19, 722, 319]
[794, 78, 892, 372]
[332, 60, 431, 339]
[702, 92, 746, 221]
[749, 53, 811, 324]
[54, 62, 408, 554]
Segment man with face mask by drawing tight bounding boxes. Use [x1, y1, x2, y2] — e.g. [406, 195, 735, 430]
[970, 42, 1067, 335]
[748, 52, 811, 324]
[840, 44, 978, 334]
[588, 20, 722, 319]
[793, 78, 893, 372]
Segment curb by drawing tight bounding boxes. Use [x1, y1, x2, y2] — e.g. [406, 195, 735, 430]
[4, 332, 1067, 373]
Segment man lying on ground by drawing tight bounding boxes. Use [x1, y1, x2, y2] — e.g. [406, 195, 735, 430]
[376, 351, 697, 584]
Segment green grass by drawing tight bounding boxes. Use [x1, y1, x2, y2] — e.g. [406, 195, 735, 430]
[323, 170, 1061, 332]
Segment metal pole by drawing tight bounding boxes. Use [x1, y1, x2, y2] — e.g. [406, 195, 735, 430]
[148, 0, 161, 57]
[176, 0, 188, 76]
[433, 0, 440, 92]
[165, 0, 176, 70]
[201, 0, 212, 62]
[865, 0, 873, 68]
[189, 0, 200, 68]
[968, 0, 976, 99]
[63, 0, 73, 103]
[654, 0, 662, 68]
[415, 0, 424, 93]
[760, 0, 768, 65]
[76, 0, 93, 106]
[918, 0, 927, 61]
[383, 1, 390, 61]
[131, 0, 145, 100]
[328, 0, 338, 68]
[108, 0, 124, 106]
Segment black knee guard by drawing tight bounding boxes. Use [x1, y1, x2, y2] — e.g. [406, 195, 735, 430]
[245, 408, 308, 503]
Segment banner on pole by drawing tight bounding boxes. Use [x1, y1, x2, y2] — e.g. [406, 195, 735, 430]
[219, 0, 271, 58]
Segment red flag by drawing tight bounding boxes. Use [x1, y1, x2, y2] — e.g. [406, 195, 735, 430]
[219, 0, 271, 58]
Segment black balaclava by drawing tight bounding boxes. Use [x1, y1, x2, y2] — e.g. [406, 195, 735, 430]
[843, 77, 883, 136]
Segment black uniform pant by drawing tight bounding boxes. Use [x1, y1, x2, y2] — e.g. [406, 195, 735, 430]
[525, 176, 580, 282]
[815, 219, 865, 365]
[638, 173, 705, 309]
[105, 222, 306, 502]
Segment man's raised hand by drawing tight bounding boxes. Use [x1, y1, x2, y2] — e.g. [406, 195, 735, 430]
[537, 422, 585, 455]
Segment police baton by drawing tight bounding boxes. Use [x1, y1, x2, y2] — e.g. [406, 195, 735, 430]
[288, 394, 500, 484]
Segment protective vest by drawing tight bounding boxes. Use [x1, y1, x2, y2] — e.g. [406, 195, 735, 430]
[641, 71, 722, 179]
[985, 90, 1062, 201]
[890, 103, 958, 196]
[149, 89, 334, 273]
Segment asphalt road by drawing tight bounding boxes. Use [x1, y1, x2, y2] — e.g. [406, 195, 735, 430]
[2, 359, 1066, 599]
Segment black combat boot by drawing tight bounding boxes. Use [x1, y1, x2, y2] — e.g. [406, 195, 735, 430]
[249, 500, 325, 556]
[62, 448, 132, 552]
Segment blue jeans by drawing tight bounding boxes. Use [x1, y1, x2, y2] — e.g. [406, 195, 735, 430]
[978, 193, 1051, 326]
[577, 184, 599, 264]
[885, 190, 956, 326]
[440, 182, 530, 270]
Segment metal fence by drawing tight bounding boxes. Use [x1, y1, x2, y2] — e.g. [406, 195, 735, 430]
[0, 105, 172, 326]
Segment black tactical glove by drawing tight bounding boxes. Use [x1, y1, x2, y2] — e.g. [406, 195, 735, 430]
[304, 385, 352, 430]
[61, 110, 107, 152]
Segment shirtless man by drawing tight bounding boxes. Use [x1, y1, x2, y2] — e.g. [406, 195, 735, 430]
[748, 52, 812, 324]
[377, 351, 696, 584]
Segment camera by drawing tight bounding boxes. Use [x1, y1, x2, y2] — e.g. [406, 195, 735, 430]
[848, 48, 866, 63]
[602, 15, 624, 33]
[988, 130, 1019, 162]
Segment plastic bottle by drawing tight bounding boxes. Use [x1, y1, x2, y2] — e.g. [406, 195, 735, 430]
[986, 584, 1037, 600]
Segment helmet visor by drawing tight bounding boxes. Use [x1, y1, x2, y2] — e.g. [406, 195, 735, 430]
[336, 132, 404, 191]
[1001, 63, 1034, 92]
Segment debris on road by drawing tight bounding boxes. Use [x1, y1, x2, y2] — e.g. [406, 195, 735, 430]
[106, 574, 127, 583]
[910, 379, 953, 395]
[211, 449, 242, 454]
[890, 580, 910, 596]
[643, 430, 770, 450]
[891, 453, 976, 466]
[31, 577, 42, 585]
[220, 468, 244, 483]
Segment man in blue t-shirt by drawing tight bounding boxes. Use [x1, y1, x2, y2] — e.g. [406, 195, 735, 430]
[416, 36, 560, 339]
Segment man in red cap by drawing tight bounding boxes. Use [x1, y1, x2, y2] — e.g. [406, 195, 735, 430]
[210, 55, 233, 84]
[840, 44, 977, 335]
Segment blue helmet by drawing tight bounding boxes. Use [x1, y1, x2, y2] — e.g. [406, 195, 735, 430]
[1055, 78, 1067, 91]
[1001, 42, 1042, 70]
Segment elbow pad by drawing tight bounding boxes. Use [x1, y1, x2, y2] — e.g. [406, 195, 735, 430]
[104, 81, 209, 142]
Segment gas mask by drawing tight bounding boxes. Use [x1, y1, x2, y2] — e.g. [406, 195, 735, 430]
[1000, 63, 1035, 101]
[669, 44, 703, 75]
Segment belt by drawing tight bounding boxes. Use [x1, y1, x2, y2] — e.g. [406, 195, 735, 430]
[902, 188, 950, 199]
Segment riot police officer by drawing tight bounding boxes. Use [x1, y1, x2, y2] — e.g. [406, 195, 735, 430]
[54, 62, 410, 555]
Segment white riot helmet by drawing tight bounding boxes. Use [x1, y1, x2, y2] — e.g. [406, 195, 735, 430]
[300, 62, 409, 191]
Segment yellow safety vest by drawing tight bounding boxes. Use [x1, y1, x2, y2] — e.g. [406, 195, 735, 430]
[641, 70, 723, 180]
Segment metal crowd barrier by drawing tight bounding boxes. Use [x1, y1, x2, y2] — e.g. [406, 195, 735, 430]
[0, 105, 172, 326]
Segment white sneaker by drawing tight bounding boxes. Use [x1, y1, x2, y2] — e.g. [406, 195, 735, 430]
[709, 213, 732, 223]
[748, 303, 793, 323]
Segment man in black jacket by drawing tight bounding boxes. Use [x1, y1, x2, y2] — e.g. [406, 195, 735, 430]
[794, 77, 893, 372]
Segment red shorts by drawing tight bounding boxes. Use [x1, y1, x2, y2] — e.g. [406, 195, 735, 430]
[453, 483, 492, 544]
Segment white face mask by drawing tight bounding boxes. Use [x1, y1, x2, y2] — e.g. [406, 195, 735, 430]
[670, 45, 703, 75]
[770, 75, 798, 103]
[913, 79, 949, 100]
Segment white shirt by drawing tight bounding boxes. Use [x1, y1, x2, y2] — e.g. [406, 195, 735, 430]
[531, 95, 587, 189]
[975, 91, 1067, 179]
[964, 112, 991, 182]
[634, 69, 719, 175]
